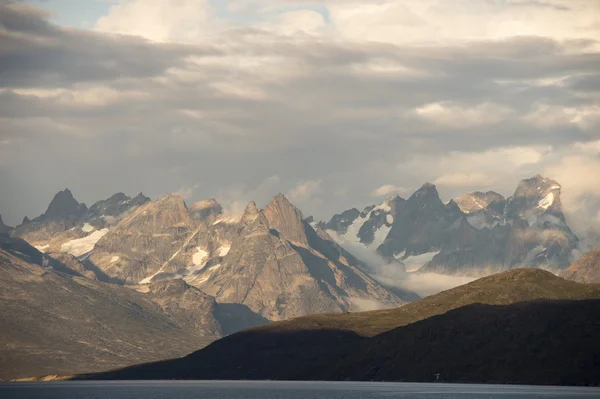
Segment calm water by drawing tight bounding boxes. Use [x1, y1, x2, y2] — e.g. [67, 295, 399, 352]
[1, 381, 599, 399]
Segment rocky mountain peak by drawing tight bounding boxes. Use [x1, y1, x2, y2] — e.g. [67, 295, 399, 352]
[44, 188, 87, 220]
[241, 201, 261, 225]
[508, 175, 563, 219]
[0, 214, 12, 234]
[263, 193, 308, 245]
[455, 191, 506, 215]
[132, 193, 151, 204]
[513, 175, 560, 198]
[117, 194, 193, 232]
[445, 199, 464, 215]
[410, 183, 441, 202]
[86, 192, 151, 226]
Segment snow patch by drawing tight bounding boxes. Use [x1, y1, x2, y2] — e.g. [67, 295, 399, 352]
[35, 244, 50, 253]
[81, 223, 95, 233]
[373, 200, 391, 213]
[386, 214, 394, 224]
[538, 192, 555, 210]
[217, 246, 231, 257]
[209, 263, 222, 270]
[334, 210, 391, 249]
[192, 247, 209, 266]
[60, 229, 109, 257]
[372, 224, 391, 249]
[110, 256, 119, 263]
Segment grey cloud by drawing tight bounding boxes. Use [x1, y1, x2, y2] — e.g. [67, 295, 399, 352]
[1, 4, 599, 236]
[0, 4, 220, 88]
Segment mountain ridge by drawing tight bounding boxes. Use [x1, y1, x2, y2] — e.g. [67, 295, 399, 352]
[67, 269, 600, 385]
[321, 175, 579, 276]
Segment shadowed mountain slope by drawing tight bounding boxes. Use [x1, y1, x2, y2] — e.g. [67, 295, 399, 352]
[0, 237, 266, 380]
[73, 269, 600, 385]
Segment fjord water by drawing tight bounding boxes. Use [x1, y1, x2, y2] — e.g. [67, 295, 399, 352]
[2, 381, 599, 399]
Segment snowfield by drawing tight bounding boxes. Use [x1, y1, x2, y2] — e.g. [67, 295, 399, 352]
[60, 229, 109, 257]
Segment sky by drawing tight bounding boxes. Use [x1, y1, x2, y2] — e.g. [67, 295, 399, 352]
[1, 0, 600, 244]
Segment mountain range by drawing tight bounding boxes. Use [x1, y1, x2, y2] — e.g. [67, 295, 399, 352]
[319, 175, 580, 276]
[3, 174, 600, 381]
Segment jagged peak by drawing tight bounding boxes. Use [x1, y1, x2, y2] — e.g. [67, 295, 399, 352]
[409, 182, 441, 203]
[44, 188, 86, 220]
[269, 192, 293, 206]
[513, 175, 561, 198]
[157, 193, 185, 203]
[0, 214, 11, 233]
[107, 192, 128, 201]
[133, 192, 149, 200]
[455, 191, 506, 214]
[445, 199, 463, 214]
[264, 193, 308, 245]
[241, 201, 261, 224]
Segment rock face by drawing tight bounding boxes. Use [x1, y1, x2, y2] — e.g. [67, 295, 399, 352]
[561, 246, 600, 283]
[0, 236, 267, 380]
[86, 192, 150, 227]
[77, 269, 600, 386]
[195, 194, 404, 321]
[88, 194, 198, 283]
[87, 194, 236, 285]
[83, 192, 404, 320]
[321, 175, 579, 276]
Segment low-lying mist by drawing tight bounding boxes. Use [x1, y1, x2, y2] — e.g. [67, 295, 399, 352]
[328, 230, 476, 298]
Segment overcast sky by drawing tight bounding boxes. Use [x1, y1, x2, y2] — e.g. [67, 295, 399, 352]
[1, 0, 600, 243]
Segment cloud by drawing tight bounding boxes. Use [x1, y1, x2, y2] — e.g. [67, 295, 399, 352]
[1, 0, 600, 240]
[372, 184, 409, 197]
[414, 102, 515, 129]
[544, 146, 600, 247]
[0, 4, 217, 89]
[95, 0, 214, 43]
[287, 179, 322, 203]
[433, 172, 490, 188]
[327, 229, 476, 298]
[173, 184, 200, 200]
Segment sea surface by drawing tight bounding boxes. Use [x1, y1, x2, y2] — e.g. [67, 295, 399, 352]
[1, 381, 599, 399]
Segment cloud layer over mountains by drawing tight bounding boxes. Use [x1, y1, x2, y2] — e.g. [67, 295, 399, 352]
[1, 1, 599, 243]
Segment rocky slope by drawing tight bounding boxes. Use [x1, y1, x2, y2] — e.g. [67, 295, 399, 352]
[87, 194, 236, 285]
[73, 269, 600, 385]
[320, 175, 579, 276]
[561, 245, 600, 283]
[0, 236, 266, 380]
